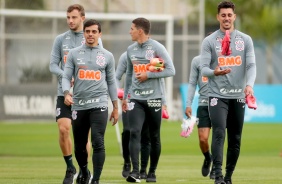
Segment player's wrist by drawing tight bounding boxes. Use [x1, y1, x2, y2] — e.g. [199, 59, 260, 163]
[64, 90, 70, 98]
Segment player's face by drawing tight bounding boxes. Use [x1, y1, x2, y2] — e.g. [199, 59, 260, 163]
[217, 8, 236, 31]
[129, 23, 139, 41]
[84, 25, 101, 46]
[67, 9, 85, 31]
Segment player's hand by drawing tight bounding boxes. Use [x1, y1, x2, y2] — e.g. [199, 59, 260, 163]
[136, 72, 148, 82]
[185, 107, 192, 118]
[122, 99, 128, 112]
[244, 85, 254, 97]
[109, 108, 119, 126]
[64, 94, 74, 106]
[214, 65, 231, 76]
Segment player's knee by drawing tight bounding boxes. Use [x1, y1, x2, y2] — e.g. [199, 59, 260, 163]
[214, 128, 225, 139]
[199, 137, 208, 144]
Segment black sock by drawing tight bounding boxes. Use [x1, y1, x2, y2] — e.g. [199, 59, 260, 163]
[224, 171, 233, 180]
[203, 151, 212, 161]
[64, 155, 75, 169]
[80, 165, 89, 176]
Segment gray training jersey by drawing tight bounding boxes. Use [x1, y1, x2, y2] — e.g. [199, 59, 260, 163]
[201, 29, 256, 99]
[62, 44, 117, 111]
[124, 38, 175, 100]
[50, 30, 103, 96]
[186, 55, 209, 108]
[116, 51, 167, 105]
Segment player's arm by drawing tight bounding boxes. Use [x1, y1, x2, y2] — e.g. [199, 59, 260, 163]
[62, 51, 74, 106]
[245, 35, 256, 96]
[123, 51, 133, 100]
[115, 52, 127, 88]
[50, 35, 64, 77]
[106, 53, 119, 125]
[185, 57, 199, 118]
[147, 44, 175, 79]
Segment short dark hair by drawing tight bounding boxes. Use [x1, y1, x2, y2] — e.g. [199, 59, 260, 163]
[132, 17, 151, 35]
[67, 4, 85, 17]
[83, 19, 101, 32]
[217, 1, 235, 14]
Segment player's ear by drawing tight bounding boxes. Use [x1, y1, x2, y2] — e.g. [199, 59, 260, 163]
[138, 28, 143, 35]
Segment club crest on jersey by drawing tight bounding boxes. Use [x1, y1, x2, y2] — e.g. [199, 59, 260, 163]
[96, 55, 106, 66]
[72, 110, 77, 120]
[235, 40, 244, 51]
[210, 98, 218, 106]
[145, 50, 154, 60]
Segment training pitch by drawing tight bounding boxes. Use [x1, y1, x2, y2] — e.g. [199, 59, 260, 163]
[0, 121, 281, 184]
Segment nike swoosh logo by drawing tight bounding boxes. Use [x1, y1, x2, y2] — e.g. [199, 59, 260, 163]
[155, 108, 161, 112]
[101, 108, 107, 111]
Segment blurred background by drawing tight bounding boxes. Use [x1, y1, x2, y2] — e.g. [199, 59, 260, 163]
[0, 0, 281, 122]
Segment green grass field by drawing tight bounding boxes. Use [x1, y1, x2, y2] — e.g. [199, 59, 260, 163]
[0, 121, 281, 184]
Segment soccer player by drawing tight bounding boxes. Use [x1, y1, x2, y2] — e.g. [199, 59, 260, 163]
[49, 4, 98, 184]
[122, 17, 175, 183]
[185, 54, 215, 179]
[116, 51, 150, 179]
[62, 19, 118, 184]
[200, 1, 256, 184]
[116, 52, 168, 179]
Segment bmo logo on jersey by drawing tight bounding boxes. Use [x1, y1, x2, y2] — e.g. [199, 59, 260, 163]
[220, 88, 243, 94]
[78, 69, 101, 80]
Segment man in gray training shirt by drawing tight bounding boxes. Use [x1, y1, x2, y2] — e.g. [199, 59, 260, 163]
[116, 51, 168, 180]
[122, 17, 175, 183]
[62, 19, 118, 184]
[185, 55, 215, 180]
[200, 1, 256, 184]
[49, 4, 91, 184]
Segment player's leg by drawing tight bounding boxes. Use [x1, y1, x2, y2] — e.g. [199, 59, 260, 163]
[77, 131, 92, 181]
[89, 107, 108, 184]
[72, 109, 91, 184]
[56, 96, 76, 184]
[126, 99, 145, 183]
[140, 119, 151, 179]
[224, 98, 245, 183]
[197, 106, 213, 178]
[146, 98, 162, 182]
[121, 111, 131, 178]
[209, 97, 228, 183]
